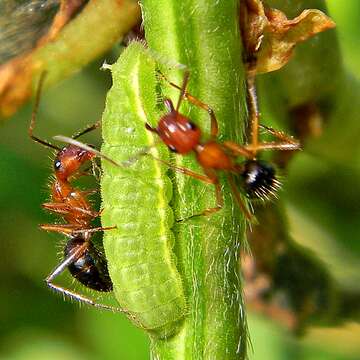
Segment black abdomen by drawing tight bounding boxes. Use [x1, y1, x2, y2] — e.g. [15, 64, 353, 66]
[241, 160, 280, 199]
[65, 236, 113, 292]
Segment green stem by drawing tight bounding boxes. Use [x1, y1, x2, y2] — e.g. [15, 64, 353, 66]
[33, 0, 140, 85]
[141, 1, 248, 359]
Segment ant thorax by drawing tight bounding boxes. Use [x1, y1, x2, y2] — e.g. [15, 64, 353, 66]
[196, 142, 234, 171]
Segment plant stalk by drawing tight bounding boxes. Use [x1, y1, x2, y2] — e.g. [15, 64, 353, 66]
[141, 1, 248, 358]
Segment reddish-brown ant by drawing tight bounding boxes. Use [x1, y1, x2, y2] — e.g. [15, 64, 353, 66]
[145, 71, 300, 220]
[29, 73, 127, 312]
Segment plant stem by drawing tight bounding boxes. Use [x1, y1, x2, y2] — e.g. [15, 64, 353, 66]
[141, 1, 248, 358]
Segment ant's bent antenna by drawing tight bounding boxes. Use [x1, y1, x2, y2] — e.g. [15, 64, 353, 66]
[29, 72, 61, 151]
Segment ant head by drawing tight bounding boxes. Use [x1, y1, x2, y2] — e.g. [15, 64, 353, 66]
[54, 145, 96, 181]
[153, 98, 201, 154]
[240, 160, 281, 200]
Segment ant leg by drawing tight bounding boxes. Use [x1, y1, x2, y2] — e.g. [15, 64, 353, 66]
[42, 203, 99, 218]
[175, 70, 190, 112]
[185, 92, 218, 138]
[67, 206, 99, 218]
[150, 155, 215, 184]
[29, 72, 61, 151]
[42, 203, 73, 215]
[69, 164, 102, 182]
[181, 170, 224, 221]
[90, 158, 102, 181]
[246, 75, 300, 154]
[72, 120, 101, 139]
[46, 244, 129, 314]
[224, 138, 299, 157]
[155, 70, 190, 113]
[40, 224, 115, 235]
[247, 142, 300, 152]
[145, 123, 157, 133]
[81, 189, 99, 197]
[40, 224, 83, 235]
[223, 141, 254, 159]
[227, 174, 253, 221]
[197, 168, 223, 216]
[209, 180, 224, 215]
[71, 170, 93, 179]
[158, 70, 219, 138]
[259, 124, 300, 146]
[146, 155, 224, 218]
[70, 226, 117, 234]
[65, 163, 98, 181]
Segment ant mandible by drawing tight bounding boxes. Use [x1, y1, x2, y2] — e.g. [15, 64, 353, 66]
[145, 71, 300, 220]
[29, 73, 127, 313]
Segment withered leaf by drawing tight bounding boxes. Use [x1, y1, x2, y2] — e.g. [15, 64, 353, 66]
[241, 0, 336, 74]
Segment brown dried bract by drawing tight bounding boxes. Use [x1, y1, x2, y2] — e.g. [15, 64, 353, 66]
[240, 0, 336, 75]
[0, 0, 86, 118]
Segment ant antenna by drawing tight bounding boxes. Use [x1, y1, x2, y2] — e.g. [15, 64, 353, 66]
[29, 72, 61, 151]
[53, 135, 123, 168]
[175, 70, 190, 112]
[72, 121, 102, 139]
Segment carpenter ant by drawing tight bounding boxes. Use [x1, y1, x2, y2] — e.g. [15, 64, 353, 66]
[29, 73, 126, 312]
[145, 71, 300, 220]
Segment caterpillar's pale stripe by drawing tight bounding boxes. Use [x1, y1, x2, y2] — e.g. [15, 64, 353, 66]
[101, 42, 187, 338]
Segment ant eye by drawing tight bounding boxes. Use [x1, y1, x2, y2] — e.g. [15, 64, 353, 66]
[168, 145, 178, 153]
[188, 122, 197, 130]
[54, 160, 62, 170]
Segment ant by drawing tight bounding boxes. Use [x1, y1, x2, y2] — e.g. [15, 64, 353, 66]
[29, 73, 127, 313]
[145, 71, 300, 220]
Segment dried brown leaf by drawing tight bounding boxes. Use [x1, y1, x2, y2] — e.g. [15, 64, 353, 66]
[240, 0, 267, 57]
[240, 0, 336, 74]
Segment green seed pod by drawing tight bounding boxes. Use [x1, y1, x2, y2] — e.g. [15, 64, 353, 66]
[101, 42, 187, 339]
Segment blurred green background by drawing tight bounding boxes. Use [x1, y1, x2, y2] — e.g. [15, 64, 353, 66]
[0, 2, 359, 359]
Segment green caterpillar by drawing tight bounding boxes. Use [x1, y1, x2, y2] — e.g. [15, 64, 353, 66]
[101, 42, 187, 338]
